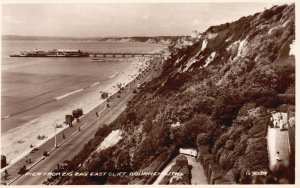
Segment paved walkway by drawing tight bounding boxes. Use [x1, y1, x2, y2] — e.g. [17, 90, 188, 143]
[186, 155, 207, 184]
[267, 127, 290, 170]
[152, 156, 177, 184]
[153, 154, 207, 185]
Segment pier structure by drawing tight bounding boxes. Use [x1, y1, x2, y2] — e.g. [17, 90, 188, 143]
[89, 52, 161, 58]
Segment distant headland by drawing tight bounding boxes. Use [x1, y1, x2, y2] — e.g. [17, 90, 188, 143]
[2, 35, 184, 45]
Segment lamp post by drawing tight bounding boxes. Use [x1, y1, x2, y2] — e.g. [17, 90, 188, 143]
[97, 115, 101, 129]
[109, 107, 113, 123]
[53, 120, 58, 148]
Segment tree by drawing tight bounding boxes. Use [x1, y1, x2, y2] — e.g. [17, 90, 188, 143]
[212, 94, 244, 126]
[177, 114, 214, 147]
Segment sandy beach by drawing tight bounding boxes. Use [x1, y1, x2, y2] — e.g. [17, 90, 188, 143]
[1, 57, 151, 167]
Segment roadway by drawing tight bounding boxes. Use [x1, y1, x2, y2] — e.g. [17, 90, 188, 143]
[12, 92, 131, 185]
[9, 57, 163, 185]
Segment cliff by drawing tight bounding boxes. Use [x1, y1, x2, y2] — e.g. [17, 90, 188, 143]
[57, 3, 295, 185]
[98, 36, 182, 45]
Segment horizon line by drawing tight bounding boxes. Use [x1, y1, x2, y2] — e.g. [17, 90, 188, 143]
[2, 34, 188, 39]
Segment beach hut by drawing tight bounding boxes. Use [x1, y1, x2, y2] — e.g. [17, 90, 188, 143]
[72, 110, 80, 119]
[65, 115, 74, 126]
[1, 155, 7, 168]
[77, 109, 83, 116]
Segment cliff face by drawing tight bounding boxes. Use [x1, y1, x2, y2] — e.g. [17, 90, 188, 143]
[156, 4, 295, 183]
[59, 4, 295, 185]
[98, 36, 182, 45]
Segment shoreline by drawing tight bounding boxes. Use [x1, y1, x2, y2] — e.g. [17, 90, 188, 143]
[1, 56, 152, 168]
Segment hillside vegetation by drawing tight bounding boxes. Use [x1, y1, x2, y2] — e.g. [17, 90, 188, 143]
[58, 4, 295, 184]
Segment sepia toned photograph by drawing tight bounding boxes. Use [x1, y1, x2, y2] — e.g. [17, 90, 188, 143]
[0, 0, 297, 185]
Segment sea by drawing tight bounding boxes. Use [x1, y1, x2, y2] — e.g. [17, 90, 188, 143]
[1, 40, 164, 133]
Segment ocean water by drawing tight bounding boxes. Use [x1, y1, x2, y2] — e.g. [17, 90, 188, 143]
[1, 40, 164, 133]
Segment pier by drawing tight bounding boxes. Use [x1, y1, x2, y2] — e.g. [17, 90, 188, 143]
[89, 52, 161, 58]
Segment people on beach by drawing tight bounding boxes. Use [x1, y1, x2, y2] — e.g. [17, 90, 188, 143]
[37, 135, 46, 140]
[276, 151, 281, 162]
[63, 133, 66, 139]
[96, 112, 99, 117]
[3, 169, 8, 180]
[25, 157, 31, 164]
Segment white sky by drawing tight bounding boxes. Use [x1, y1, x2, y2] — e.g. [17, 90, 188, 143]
[1, 2, 286, 37]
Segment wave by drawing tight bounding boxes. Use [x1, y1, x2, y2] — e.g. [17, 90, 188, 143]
[108, 72, 119, 79]
[89, 82, 100, 87]
[54, 88, 84, 101]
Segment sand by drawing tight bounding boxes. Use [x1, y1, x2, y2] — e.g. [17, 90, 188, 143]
[1, 57, 151, 167]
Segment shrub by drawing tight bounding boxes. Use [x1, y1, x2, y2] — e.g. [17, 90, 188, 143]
[273, 58, 295, 93]
[248, 117, 268, 137]
[177, 114, 214, 147]
[225, 140, 235, 150]
[197, 132, 212, 146]
[158, 73, 191, 95]
[212, 94, 244, 126]
[176, 155, 188, 166]
[241, 85, 280, 108]
[212, 132, 229, 155]
[219, 149, 235, 171]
